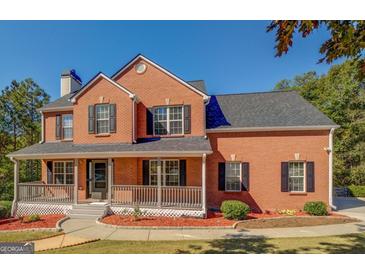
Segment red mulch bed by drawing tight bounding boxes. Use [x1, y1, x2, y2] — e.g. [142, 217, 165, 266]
[102, 211, 236, 227]
[0, 215, 65, 231]
[102, 211, 346, 228]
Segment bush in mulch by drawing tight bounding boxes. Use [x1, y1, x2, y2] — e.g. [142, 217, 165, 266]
[220, 200, 250, 220]
[304, 201, 328, 216]
[21, 214, 41, 223]
[0, 201, 12, 219]
[348, 185, 365, 197]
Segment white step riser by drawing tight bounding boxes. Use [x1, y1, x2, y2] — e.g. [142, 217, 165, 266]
[72, 205, 107, 210]
[70, 209, 105, 215]
[69, 214, 102, 220]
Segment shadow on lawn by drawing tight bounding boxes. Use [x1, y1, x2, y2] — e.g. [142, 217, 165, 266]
[176, 233, 365, 254]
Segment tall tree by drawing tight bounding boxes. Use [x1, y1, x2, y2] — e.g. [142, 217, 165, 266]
[274, 61, 365, 186]
[0, 79, 49, 199]
[267, 20, 365, 79]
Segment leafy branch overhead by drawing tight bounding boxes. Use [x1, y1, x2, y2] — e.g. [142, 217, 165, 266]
[267, 20, 365, 78]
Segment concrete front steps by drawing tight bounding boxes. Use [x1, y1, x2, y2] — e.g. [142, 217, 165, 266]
[69, 203, 109, 220]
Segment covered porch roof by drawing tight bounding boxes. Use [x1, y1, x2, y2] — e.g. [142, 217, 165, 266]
[8, 136, 212, 160]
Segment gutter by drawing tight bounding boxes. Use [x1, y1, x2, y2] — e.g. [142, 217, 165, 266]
[39, 111, 45, 144]
[206, 125, 340, 133]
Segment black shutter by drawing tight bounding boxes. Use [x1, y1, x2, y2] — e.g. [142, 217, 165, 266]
[306, 161, 315, 192]
[88, 105, 95, 134]
[179, 160, 186, 186]
[143, 160, 150, 185]
[281, 162, 289, 192]
[184, 105, 191, 134]
[242, 162, 249, 191]
[109, 104, 116, 133]
[55, 115, 62, 140]
[146, 108, 154, 135]
[218, 162, 225, 191]
[47, 161, 53, 184]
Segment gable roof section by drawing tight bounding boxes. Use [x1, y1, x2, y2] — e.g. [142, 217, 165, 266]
[206, 91, 338, 131]
[187, 80, 207, 94]
[111, 54, 209, 100]
[70, 72, 135, 103]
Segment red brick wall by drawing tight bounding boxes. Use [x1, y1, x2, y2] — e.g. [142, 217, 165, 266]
[72, 77, 134, 144]
[44, 111, 73, 142]
[114, 58, 206, 138]
[206, 130, 330, 212]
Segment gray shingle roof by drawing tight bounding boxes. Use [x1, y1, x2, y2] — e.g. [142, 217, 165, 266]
[38, 93, 74, 111]
[8, 137, 212, 158]
[187, 80, 207, 94]
[206, 91, 337, 129]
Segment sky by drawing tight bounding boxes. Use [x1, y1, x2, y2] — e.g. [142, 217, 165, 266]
[0, 21, 335, 100]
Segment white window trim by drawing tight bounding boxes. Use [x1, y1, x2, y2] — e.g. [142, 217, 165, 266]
[53, 160, 74, 185]
[153, 106, 184, 136]
[96, 104, 110, 134]
[62, 114, 73, 140]
[225, 161, 242, 192]
[288, 161, 306, 193]
[149, 159, 180, 186]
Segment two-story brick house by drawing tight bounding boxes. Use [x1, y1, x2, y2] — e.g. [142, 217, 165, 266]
[8, 54, 338, 218]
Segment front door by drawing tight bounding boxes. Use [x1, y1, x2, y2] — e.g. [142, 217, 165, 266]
[91, 160, 108, 200]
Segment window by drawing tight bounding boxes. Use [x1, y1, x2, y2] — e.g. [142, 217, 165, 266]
[62, 114, 73, 140]
[53, 161, 74, 185]
[153, 106, 183, 135]
[149, 160, 180, 186]
[96, 104, 110, 134]
[289, 162, 305, 192]
[225, 162, 241, 192]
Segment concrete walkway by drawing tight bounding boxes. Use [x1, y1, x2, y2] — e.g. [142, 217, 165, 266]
[33, 197, 365, 249]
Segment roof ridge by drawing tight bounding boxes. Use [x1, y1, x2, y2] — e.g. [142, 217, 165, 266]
[213, 90, 300, 96]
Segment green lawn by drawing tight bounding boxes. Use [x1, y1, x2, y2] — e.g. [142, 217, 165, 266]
[40, 233, 365, 254]
[0, 231, 62, 243]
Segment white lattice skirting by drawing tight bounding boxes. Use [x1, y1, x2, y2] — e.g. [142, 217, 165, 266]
[109, 206, 205, 218]
[16, 202, 72, 217]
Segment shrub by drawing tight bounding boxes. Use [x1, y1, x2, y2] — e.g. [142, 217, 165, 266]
[22, 214, 41, 223]
[0, 201, 12, 219]
[304, 201, 328, 216]
[132, 206, 143, 221]
[220, 200, 250, 220]
[348, 185, 365, 197]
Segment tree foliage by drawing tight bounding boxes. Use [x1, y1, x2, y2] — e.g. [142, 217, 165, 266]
[267, 20, 365, 78]
[0, 79, 50, 200]
[274, 61, 365, 186]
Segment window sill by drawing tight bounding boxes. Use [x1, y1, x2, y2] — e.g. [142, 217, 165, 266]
[224, 190, 242, 193]
[95, 133, 111, 137]
[289, 192, 307, 196]
[151, 134, 185, 138]
[61, 139, 73, 142]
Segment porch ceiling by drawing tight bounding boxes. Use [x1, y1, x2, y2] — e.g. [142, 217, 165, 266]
[7, 137, 212, 160]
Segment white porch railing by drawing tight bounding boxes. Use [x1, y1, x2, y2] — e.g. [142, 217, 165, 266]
[112, 185, 202, 209]
[17, 182, 74, 204]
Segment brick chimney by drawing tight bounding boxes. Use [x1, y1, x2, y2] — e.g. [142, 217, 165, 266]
[61, 69, 82, 97]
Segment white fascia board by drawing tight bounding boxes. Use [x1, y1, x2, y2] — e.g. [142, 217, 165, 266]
[38, 106, 74, 112]
[8, 150, 213, 160]
[71, 73, 136, 103]
[206, 125, 340, 133]
[111, 54, 209, 101]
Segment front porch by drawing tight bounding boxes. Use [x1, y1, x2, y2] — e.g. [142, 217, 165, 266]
[12, 156, 207, 218]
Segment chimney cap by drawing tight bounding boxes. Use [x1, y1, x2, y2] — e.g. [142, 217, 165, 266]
[61, 69, 82, 84]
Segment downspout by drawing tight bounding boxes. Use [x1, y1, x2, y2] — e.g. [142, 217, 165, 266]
[329, 128, 335, 209]
[131, 96, 137, 143]
[203, 96, 210, 139]
[39, 111, 45, 144]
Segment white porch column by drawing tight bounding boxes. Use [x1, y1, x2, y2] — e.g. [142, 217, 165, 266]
[202, 153, 207, 216]
[107, 158, 112, 204]
[10, 157, 19, 217]
[74, 159, 79, 204]
[157, 158, 162, 207]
